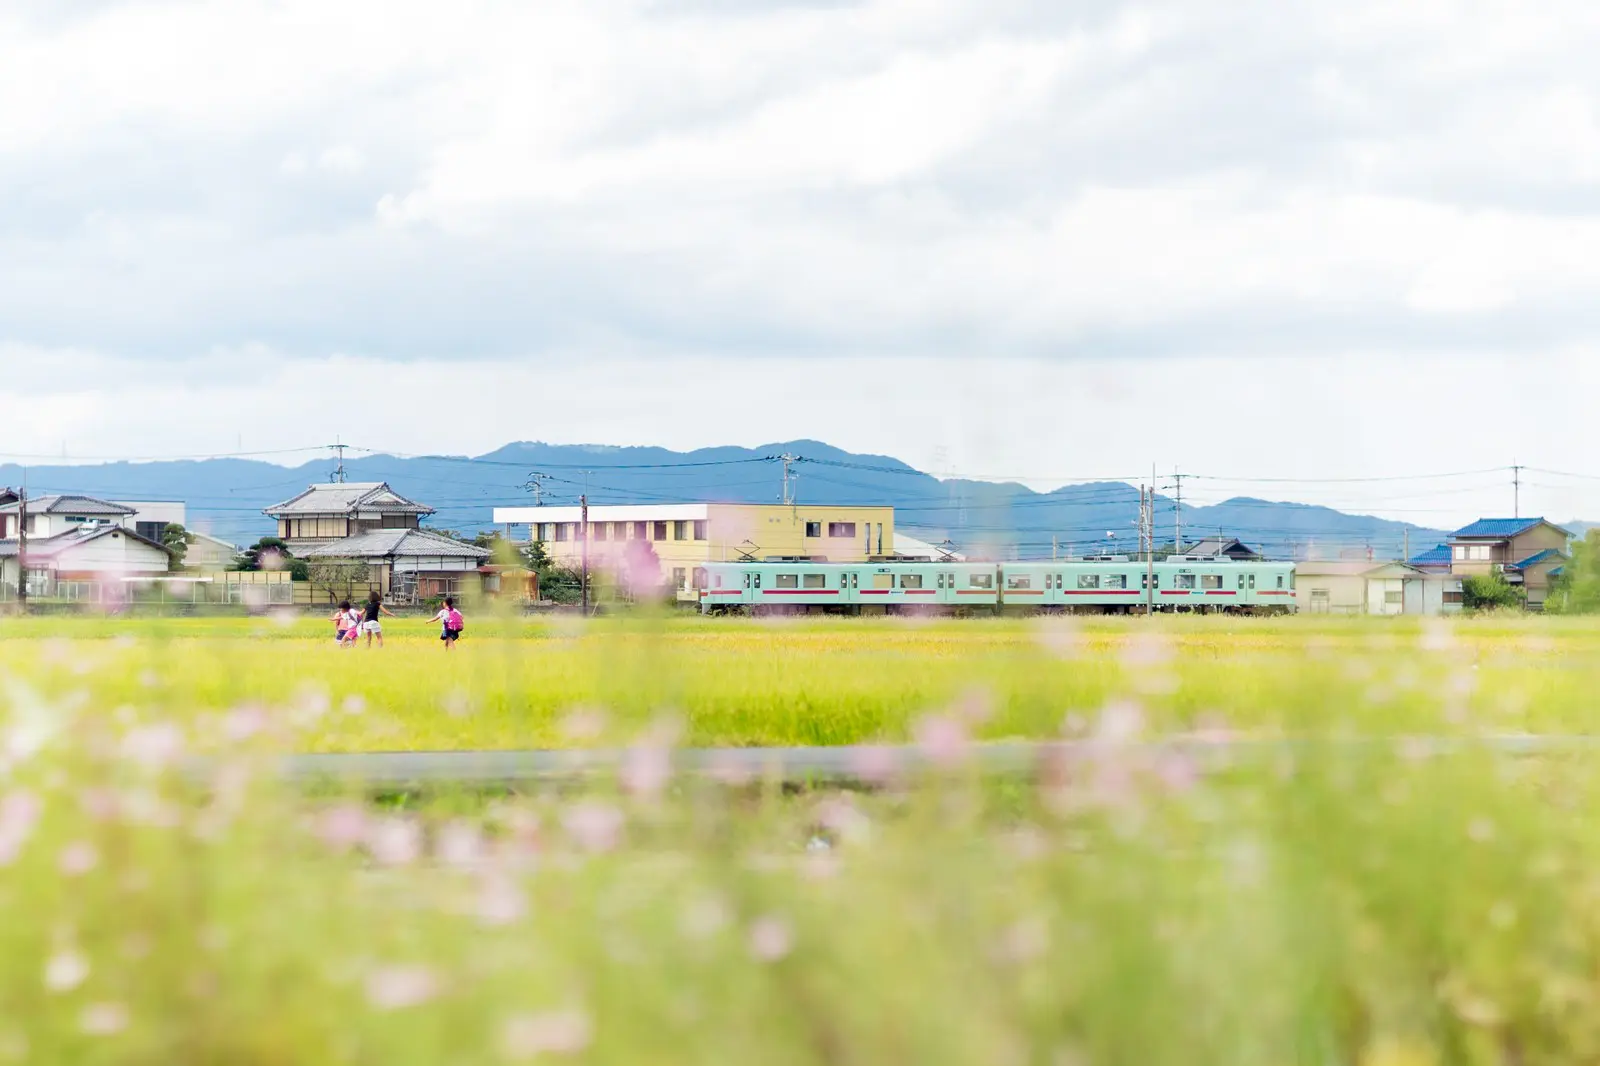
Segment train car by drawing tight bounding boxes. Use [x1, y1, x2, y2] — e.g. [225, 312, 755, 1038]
[1003, 558, 1296, 613]
[700, 558, 1296, 615]
[699, 560, 1002, 614]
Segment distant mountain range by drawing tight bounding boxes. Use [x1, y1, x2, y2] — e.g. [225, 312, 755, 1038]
[0, 439, 1511, 560]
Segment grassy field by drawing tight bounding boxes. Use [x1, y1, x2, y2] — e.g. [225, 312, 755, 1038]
[1, 612, 1598, 1061]
[0, 612, 1596, 751]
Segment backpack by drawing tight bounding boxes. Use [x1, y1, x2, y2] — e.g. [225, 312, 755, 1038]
[446, 607, 464, 632]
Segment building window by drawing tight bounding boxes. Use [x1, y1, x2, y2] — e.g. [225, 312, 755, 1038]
[1173, 573, 1197, 589]
[900, 574, 923, 589]
[692, 567, 708, 589]
[805, 521, 822, 538]
[1106, 574, 1128, 589]
[828, 522, 857, 538]
[803, 573, 826, 589]
[1201, 574, 1223, 590]
[594, 523, 608, 542]
[1384, 590, 1403, 606]
[693, 520, 707, 541]
[634, 522, 648, 541]
[1077, 574, 1100, 589]
[554, 523, 569, 542]
[1443, 589, 1464, 604]
[672, 567, 686, 590]
[1309, 588, 1331, 614]
[776, 573, 799, 589]
[674, 520, 687, 541]
[653, 521, 668, 541]
[1452, 545, 1466, 561]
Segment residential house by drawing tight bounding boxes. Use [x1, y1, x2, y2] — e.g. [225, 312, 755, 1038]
[1180, 536, 1261, 561]
[1407, 544, 1453, 573]
[0, 523, 172, 602]
[1294, 559, 1459, 616]
[492, 502, 896, 600]
[183, 531, 241, 571]
[300, 529, 489, 604]
[0, 495, 138, 539]
[1447, 518, 1571, 609]
[264, 483, 434, 555]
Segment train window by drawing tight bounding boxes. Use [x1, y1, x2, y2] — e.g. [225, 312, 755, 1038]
[713, 574, 722, 589]
[1106, 574, 1127, 589]
[1249, 574, 1256, 590]
[901, 574, 923, 589]
[1237, 574, 1246, 590]
[969, 573, 994, 589]
[694, 568, 709, 589]
[1142, 572, 1157, 589]
[743, 573, 751, 589]
[1006, 575, 1032, 590]
[1077, 574, 1100, 590]
[1201, 575, 1223, 591]
[1054, 574, 1063, 589]
[852, 573, 859, 589]
[1173, 574, 1197, 590]
[775, 574, 799, 589]
[754, 573, 762, 589]
[936, 573, 944, 589]
[803, 573, 826, 589]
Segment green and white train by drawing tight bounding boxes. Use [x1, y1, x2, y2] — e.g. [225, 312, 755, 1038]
[698, 557, 1296, 615]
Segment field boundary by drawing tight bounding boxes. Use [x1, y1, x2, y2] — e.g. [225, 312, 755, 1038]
[239, 735, 1600, 789]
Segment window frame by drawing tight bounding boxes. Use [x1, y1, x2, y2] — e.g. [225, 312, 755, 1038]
[804, 521, 822, 538]
[827, 521, 858, 539]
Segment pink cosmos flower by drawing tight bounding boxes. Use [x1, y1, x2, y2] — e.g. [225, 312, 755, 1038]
[44, 949, 89, 992]
[223, 706, 268, 742]
[365, 817, 423, 866]
[341, 694, 367, 716]
[0, 791, 41, 865]
[317, 804, 367, 852]
[365, 965, 439, 1010]
[748, 916, 793, 962]
[434, 820, 483, 867]
[913, 714, 969, 769]
[79, 1003, 128, 1036]
[847, 743, 898, 785]
[621, 742, 671, 800]
[561, 802, 623, 854]
[501, 1008, 592, 1058]
[121, 722, 185, 770]
[476, 874, 526, 927]
[58, 842, 98, 877]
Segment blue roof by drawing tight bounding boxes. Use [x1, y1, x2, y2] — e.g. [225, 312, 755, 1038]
[1450, 517, 1563, 539]
[1507, 548, 1565, 571]
[1408, 544, 1453, 567]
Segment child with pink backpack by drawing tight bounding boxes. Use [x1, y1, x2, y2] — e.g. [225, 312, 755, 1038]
[431, 596, 464, 651]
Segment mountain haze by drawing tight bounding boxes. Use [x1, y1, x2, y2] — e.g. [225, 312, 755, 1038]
[1, 441, 1449, 560]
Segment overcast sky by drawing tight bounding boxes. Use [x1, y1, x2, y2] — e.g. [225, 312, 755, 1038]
[4, 0, 1600, 523]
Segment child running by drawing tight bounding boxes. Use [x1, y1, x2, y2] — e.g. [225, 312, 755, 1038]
[360, 591, 398, 648]
[330, 600, 359, 647]
[430, 596, 464, 651]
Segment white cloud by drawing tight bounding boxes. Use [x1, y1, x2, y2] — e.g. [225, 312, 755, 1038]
[2, 0, 1599, 504]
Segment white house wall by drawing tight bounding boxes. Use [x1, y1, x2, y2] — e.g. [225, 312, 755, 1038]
[52, 533, 170, 574]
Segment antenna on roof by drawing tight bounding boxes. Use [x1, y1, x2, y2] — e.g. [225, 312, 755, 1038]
[523, 472, 545, 506]
[328, 438, 347, 484]
[779, 454, 798, 506]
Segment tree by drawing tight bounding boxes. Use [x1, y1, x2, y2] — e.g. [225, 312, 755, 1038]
[1547, 530, 1600, 614]
[161, 522, 196, 569]
[1460, 571, 1524, 611]
[236, 537, 309, 581]
[308, 558, 371, 603]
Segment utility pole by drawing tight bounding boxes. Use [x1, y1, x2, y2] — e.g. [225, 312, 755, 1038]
[1052, 535, 1058, 561]
[1142, 484, 1155, 616]
[779, 453, 798, 506]
[328, 438, 347, 484]
[15, 482, 27, 615]
[580, 493, 589, 616]
[1512, 462, 1522, 519]
[1172, 468, 1184, 552]
[1403, 527, 1410, 564]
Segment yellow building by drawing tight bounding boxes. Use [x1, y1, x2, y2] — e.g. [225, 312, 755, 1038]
[491, 503, 895, 598]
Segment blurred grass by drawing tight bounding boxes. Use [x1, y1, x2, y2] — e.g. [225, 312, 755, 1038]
[0, 613, 1599, 1059]
[0, 613, 1596, 751]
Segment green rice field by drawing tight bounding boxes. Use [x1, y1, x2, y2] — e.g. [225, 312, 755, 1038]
[1, 612, 1598, 1062]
